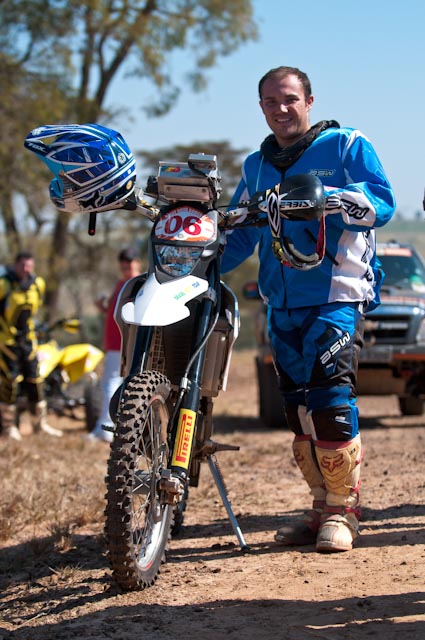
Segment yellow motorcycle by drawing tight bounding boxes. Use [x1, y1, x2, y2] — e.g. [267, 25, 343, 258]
[21, 319, 104, 430]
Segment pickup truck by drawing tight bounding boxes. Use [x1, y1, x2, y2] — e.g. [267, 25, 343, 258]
[357, 240, 425, 415]
[244, 240, 425, 427]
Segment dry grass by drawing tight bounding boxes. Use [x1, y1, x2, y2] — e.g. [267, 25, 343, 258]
[0, 424, 108, 548]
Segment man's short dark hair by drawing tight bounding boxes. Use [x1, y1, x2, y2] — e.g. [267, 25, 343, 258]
[258, 66, 312, 101]
[15, 251, 34, 262]
[118, 247, 139, 262]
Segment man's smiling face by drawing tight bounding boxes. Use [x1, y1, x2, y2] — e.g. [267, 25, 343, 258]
[260, 73, 314, 148]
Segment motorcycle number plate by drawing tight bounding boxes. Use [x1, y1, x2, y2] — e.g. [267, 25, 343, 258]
[155, 206, 216, 243]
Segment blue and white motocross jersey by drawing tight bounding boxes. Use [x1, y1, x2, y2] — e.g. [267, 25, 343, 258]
[221, 127, 396, 310]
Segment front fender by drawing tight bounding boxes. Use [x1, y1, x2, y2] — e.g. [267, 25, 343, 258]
[121, 273, 209, 326]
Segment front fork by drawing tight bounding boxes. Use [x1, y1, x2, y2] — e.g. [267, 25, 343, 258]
[156, 292, 208, 518]
[163, 291, 214, 488]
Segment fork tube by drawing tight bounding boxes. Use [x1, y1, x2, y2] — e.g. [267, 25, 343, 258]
[170, 292, 215, 481]
[128, 326, 153, 376]
[187, 295, 215, 399]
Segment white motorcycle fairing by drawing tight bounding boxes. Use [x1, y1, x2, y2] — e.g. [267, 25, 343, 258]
[121, 272, 209, 326]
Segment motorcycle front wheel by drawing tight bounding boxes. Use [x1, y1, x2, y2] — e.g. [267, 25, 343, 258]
[105, 371, 173, 591]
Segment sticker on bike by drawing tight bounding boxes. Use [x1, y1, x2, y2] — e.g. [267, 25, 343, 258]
[171, 408, 197, 468]
[155, 206, 216, 242]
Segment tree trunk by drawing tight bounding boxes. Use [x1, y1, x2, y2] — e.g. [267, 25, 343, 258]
[0, 191, 21, 260]
[44, 211, 71, 321]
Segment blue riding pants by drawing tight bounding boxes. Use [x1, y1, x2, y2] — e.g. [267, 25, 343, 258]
[268, 301, 365, 441]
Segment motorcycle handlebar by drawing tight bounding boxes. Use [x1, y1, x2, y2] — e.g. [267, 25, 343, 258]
[133, 191, 332, 225]
[222, 174, 327, 224]
[133, 173, 332, 226]
[224, 193, 328, 224]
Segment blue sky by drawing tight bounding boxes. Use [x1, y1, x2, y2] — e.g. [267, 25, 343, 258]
[109, 0, 424, 217]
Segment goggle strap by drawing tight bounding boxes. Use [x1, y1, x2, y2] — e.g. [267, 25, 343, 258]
[272, 216, 327, 270]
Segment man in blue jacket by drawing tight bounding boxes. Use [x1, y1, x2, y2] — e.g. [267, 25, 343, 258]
[221, 66, 396, 552]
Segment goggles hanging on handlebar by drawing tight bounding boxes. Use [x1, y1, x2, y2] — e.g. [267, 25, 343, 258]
[265, 177, 326, 271]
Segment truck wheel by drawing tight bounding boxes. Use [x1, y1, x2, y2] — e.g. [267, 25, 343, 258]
[256, 357, 286, 429]
[398, 395, 424, 416]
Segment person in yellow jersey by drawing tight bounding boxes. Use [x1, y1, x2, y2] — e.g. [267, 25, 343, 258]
[0, 251, 62, 440]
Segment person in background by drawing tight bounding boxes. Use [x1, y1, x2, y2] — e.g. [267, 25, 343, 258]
[221, 66, 396, 552]
[88, 247, 142, 443]
[0, 251, 63, 440]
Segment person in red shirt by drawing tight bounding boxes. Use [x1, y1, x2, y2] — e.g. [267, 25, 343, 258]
[88, 248, 142, 442]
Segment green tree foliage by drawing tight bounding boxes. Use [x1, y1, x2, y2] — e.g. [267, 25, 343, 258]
[0, 1, 84, 264]
[0, 0, 257, 317]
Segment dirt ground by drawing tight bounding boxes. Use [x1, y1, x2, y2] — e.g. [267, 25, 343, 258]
[1, 349, 424, 640]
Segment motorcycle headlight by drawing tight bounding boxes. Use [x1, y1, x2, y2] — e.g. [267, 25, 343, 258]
[155, 244, 204, 277]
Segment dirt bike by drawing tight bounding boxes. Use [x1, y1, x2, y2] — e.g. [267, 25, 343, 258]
[98, 159, 325, 591]
[20, 318, 104, 430]
[23, 126, 325, 591]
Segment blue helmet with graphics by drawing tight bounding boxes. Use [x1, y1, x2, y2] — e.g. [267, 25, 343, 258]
[24, 124, 136, 213]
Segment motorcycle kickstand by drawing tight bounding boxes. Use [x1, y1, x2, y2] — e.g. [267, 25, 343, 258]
[207, 453, 250, 552]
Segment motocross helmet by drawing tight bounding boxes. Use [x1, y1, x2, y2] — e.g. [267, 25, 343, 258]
[267, 174, 326, 270]
[279, 174, 325, 221]
[24, 124, 136, 213]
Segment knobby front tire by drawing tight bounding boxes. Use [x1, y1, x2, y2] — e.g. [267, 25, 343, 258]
[105, 371, 173, 591]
